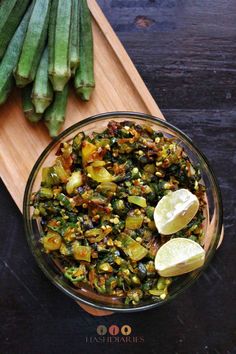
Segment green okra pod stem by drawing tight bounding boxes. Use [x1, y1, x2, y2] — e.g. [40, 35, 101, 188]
[32, 46, 54, 114]
[74, 0, 95, 101]
[44, 84, 69, 137]
[22, 84, 42, 123]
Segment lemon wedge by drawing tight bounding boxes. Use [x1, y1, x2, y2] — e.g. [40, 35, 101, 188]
[155, 237, 205, 277]
[154, 188, 199, 235]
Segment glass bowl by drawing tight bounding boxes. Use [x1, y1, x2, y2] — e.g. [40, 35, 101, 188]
[23, 112, 223, 313]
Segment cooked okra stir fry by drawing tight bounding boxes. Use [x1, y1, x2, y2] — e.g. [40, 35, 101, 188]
[31, 121, 206, 304]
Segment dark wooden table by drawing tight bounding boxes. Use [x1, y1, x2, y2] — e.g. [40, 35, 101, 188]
[1, 1, 235, 353]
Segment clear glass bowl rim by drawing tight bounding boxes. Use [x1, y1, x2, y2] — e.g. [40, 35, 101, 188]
[23, 111, 223, 312]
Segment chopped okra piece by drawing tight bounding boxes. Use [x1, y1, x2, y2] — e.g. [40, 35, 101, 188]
[64, 265, 87, 283]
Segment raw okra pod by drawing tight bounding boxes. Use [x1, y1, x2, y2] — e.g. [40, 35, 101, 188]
[32, 46, 53, 114]
[22, 84, 42, 123]
[48, 0, 73, 91]
[74, 0, 95, 101]
[44, 84, 69, 137]
[14, 0, 51, 87]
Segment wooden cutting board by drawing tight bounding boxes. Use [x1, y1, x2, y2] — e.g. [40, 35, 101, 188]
[0, 0, 164, 211]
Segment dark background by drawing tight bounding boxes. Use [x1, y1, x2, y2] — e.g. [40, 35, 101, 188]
[1, 1, 236, 353]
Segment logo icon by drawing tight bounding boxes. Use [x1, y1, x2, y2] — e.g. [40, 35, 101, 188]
[108, 325, 120, 336]
[96, 325, 107, 336]
[121, 325, 132, 336]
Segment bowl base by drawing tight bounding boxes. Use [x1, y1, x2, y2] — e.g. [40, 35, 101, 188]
[77, 302, 113, 316]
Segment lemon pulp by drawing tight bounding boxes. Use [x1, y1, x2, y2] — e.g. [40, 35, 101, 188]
[155, 237, 205, 277]
[154, 188, 200, 235]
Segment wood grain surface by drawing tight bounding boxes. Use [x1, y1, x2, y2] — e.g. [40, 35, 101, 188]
[0, 1, 235, 354]
[0, 0, 163, 211]
[100, 0, 236, 109]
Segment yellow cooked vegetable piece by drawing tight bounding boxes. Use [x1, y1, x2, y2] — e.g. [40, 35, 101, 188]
[82, 141, 97, 165]
[118, 234, 148, 261]
[87, 165, 114, 183]
[43, 231, 62, 251]
[72, 242, 91, 262]
[91, 160, 106, 167]
[128, 195, 147, 208]
[53, 159, 69, 183]
[66, 171, 83, 194]
[96, 182, 117, 196]
[125, 214, 144, 230]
